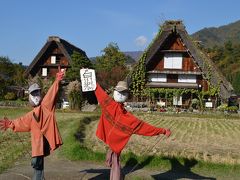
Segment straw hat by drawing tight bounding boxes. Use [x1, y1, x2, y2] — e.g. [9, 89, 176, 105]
[114, 81, 129, 92]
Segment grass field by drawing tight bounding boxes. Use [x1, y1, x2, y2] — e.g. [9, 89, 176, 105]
[1, 107, 240, 179]
[0, 108, 31, 173]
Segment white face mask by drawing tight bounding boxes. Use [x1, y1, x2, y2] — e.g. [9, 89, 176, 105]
[29, 92, 42, 107]
[113, 90, 128, 103]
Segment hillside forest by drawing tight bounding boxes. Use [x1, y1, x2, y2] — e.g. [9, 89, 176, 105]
[204, 41, 240, 94]
[192, 20, 240, 94]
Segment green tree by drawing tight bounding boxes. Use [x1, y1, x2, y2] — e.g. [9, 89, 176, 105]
[232, 72, 240, 94]
[66, 51, 92, 81]
[12, 63, 27, 86]
[95, 42, 128, 90]
[0, 56, 15, 80]
[0, 57, 15, 98]
[0, 57, 27, 99]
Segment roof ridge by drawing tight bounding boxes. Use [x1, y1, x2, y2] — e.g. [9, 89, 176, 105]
[48, 36, 60, 42]
[161, 20, 185, 31]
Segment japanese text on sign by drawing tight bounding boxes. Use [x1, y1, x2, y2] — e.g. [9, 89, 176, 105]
[80, 69, 96, 92]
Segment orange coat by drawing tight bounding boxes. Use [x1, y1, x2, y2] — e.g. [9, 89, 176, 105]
[8, 79, 63, 157]
[95, 84, 166, 154]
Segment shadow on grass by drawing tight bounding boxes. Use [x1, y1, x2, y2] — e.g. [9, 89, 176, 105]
[79, 156, 154, 179]
[122, 156, 154, 177]
[152, 157, 216, 180]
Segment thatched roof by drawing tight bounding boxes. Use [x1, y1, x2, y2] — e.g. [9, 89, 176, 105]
[25, 36, 87, 77]
[134, 20, 234, 100]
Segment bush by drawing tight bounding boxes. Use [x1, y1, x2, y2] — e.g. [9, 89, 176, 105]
[227, 106, 238, 112]
[66, 80, 83, 110]
[217, 104, 238, 113]
[216, 104, 228, 112]
[191, 98, 199, 109]
[4, 92, 16, 100]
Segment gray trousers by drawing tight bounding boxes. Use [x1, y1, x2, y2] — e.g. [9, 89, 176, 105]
[31, 156, 44, 180]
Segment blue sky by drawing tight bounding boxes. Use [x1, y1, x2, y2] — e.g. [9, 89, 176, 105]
[0, 0, 240, 65]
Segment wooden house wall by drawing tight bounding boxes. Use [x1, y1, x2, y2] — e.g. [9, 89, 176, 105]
[35, 43, 70, 78]
[44, 47, 69, 66]
[148, 36, 200, 72]
[167, 74, 177, 83]
[152, 53, 199, 72]
[146, 34, 209, 91]
[168, 36, 185, 50]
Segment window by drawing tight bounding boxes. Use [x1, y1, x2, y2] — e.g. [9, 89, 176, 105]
[148, 74, 167, 82]
[164, 53, 182, 69]
[42, 68, 47, 76]
[173, 96, 182, 105]
[51, 56, 56, 64]
[205, 102, 213, 108]
[178, 74, 196, 83]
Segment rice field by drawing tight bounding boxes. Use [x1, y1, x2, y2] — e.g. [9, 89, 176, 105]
[85, 112, 240, 164]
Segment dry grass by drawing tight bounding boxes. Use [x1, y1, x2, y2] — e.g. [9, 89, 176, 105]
[85, 112, 240, 164]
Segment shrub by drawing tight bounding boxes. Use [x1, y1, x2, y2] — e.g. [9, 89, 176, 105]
[66, 80, 83, 110]
[4, 92, 16, 100]
[227, 106, 238, 112]
[216, 104, 228, 112]
[191, 98, 199, 109]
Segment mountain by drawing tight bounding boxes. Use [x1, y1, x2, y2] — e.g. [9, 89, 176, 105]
[191, 20, 240, 48]
[123, 51, 143, 61]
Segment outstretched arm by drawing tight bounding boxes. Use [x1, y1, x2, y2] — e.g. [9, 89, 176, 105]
[0, 112, 32, 132]
[95, 83, 111, 104]
[134, 119, 171, 137]
[41, 66, 65, 111]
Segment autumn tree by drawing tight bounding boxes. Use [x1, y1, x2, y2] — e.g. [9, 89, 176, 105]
[95, 42, 129, 90]
[206, 41, 240, 93]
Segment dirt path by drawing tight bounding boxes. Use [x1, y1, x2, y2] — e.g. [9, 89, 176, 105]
[0, 155, 220, 180]
[0, 154, 164, 180]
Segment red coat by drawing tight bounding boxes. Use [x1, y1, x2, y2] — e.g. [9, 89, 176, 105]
[95, 84, 166, 154]
[8, 79, 63, 157]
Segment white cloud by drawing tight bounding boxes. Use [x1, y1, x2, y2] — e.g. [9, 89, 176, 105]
[135, 36, 148, 47]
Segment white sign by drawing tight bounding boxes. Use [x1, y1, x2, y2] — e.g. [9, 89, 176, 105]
[205, 102, 213, 108]
[80, 69, 96, 92]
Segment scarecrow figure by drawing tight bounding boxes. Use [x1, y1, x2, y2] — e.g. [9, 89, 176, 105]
[0, 67, 65, 180]
[81, 69, 171, 180]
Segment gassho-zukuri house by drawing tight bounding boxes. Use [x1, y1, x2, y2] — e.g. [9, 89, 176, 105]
[128, 20, 234, 109]
[24, 36, 92, 104]
[24, 36, 89, 79]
